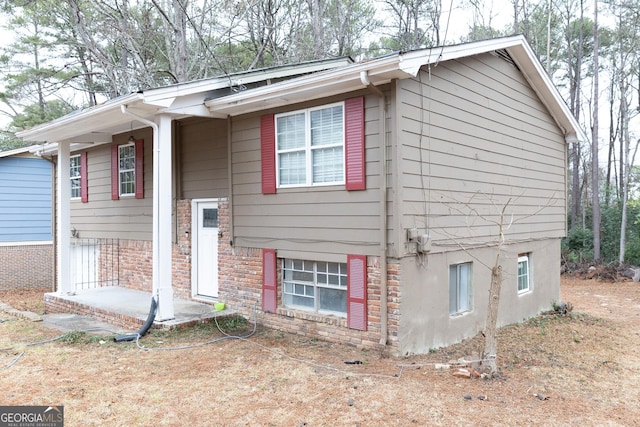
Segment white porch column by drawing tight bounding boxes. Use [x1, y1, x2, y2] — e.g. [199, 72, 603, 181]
[56, 141, 72, 294]
[121, 107, 175, 321]
[154, 114, 175, 320]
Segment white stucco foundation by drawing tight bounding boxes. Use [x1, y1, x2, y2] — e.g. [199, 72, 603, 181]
[397, 239, 561, 355]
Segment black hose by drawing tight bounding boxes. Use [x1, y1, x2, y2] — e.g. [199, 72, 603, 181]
[114, 297, 157, 342]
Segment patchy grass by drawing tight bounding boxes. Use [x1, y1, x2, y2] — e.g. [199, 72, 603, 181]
[1, 277, 640, 426]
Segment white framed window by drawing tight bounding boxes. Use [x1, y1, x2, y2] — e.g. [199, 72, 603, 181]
[282, 259, 347, 315]
[275, 102, 345, 188]
[517, 253, 531, 294]
[118, 143, 136, 196]
[449, 262, 472, 315]
[70, 154, 81, 199]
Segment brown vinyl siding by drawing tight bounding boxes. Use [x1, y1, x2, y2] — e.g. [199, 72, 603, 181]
[178, 117, 228, 200]
[396, 53, 566, 254]
[70, 128, 153, 240]
[69, 118, 229, 240]
[230, 92, 386, 258]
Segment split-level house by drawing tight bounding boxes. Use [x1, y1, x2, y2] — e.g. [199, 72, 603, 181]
[17, 35, 585, 355]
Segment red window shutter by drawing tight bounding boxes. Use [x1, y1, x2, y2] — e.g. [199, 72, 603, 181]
[261, 114, 276, 194]
[80, 152, 88, 203]
[347, 254, 367, 330]
[345, 96, 365, 191]
[111, 144, 119, 200]
[262, 249, 277, 313]
[134, 139, 144, 199]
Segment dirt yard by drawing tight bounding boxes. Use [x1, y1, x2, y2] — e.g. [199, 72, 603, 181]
[1, 276, 639, 426]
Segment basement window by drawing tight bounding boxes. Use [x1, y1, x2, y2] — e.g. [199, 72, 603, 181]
[449, 262, 472, 316]
[282, 259, 347, 316]
[517, 254, 531, 294]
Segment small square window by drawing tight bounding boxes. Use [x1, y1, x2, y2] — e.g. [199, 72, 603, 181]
[449, 262, 472, 315]
[517, 254, 531, 294]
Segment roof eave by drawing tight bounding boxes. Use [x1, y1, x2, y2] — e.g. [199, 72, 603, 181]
[16, 93, 149, 143]
[504, 39, 587, 143]
[205, 54, 408, 116]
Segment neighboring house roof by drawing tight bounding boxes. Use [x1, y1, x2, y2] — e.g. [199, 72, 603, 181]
[17, 35, 586, 147]
[0, 145, 46, 158]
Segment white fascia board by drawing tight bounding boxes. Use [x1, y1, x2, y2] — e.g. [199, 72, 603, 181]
[16, 93, 145, 142]
[206, 55, 406, 116]
[143, 57, 354, 107]
[505, 40, 588, 143]
[154, 92, 217, 118]
[398, 35, 530, 76]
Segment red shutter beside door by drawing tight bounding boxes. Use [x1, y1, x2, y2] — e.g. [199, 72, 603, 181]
[261, 114, 276, 194]
[262, 249, 277, 313]
[134, 139, 144, 199]
[347, 254, 367, 330]
[345, 97, 365, 191]
[80, 152, 88, 203]
[111, 145, 119, 200]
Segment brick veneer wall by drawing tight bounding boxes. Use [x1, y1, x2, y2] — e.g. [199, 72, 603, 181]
[217, 199, 400, 353]
[172, 199, 192, 299]
[0, 244, 53, 290]
[117, 240, 152, 292]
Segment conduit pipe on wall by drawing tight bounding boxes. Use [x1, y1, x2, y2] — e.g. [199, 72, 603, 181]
[360, 71, 388, 346]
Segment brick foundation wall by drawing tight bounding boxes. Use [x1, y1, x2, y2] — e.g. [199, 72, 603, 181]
[218, 199, 400, 352]
[0, 243, 53, 290]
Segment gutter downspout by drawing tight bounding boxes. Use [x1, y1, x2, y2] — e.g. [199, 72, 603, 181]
[361, 71, 388, 346]
[120, 105, 174, 320]
[227, 115, 234, 247]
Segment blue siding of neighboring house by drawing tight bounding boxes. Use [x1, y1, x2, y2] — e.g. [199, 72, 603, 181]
[0, 157, 52, 242]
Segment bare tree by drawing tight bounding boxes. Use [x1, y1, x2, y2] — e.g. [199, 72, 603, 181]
[381, 0, 440, 50]
[592, 0, 600, 261]
[437, 191, 557, 376]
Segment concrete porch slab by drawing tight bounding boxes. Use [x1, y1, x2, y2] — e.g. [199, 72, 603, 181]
[44, 286, 234, 331]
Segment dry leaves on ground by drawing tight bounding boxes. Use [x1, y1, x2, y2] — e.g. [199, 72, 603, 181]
[1, 277, 639, 426]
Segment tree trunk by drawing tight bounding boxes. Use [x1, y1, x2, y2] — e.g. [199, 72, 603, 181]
[482, 262, 502, 376]
[173, 0, 188, 82]
[592, 0, 601, 261]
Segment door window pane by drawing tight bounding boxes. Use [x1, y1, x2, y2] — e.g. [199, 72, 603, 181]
[203, 208, 218, 228]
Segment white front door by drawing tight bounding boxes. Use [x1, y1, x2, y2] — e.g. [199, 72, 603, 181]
[193, 200, 219, 298]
